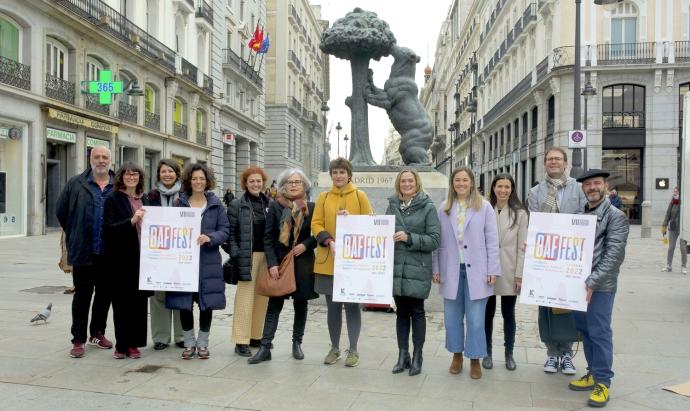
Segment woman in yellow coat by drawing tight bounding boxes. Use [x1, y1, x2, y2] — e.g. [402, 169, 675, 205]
[312, 158, 372, 367]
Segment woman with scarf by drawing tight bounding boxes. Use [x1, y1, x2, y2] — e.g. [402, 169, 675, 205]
[662, 186, 687, 274]
[103, 162, 150, 359]
[146, 159, 184, 350]
[248, 169, 318, 364]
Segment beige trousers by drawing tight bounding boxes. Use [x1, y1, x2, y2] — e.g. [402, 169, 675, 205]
[231, 252, 269, 344]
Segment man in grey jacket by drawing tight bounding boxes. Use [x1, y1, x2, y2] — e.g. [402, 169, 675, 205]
[568, 169, 629, 408]
[527, 147, 587, 375]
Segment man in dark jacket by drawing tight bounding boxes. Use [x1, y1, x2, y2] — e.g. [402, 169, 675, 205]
[56, 146, 115, 358]
[568, 169, 629, 408]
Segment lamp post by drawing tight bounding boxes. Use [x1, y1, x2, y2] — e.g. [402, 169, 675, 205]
[320, 102, 330, 170]
[581, 81, 597, 171]
[448, 124, 456, 175]
[335, 121, 342, 158]
[343, 134, 349, 159]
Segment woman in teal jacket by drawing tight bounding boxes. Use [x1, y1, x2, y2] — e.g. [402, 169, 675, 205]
[386, 169, 441, 376]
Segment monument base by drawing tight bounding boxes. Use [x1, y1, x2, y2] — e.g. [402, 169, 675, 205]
[312, 167, 448, 213]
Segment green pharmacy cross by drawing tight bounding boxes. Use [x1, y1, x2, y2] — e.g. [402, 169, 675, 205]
[88, 70, 123, 104]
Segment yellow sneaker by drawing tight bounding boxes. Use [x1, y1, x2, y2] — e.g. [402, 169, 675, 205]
[569, 373, 595, 391]
[588, 383, 610, 408]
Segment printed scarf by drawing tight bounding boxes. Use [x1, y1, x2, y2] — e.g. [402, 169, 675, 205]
[277, 194, 308, 247]
[540, 174, 568, 213]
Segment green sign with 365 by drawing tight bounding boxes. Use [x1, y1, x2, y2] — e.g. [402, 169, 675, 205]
[88, 70, 123, 105]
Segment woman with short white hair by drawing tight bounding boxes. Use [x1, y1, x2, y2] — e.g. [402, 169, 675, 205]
[248, 168, 319, 363]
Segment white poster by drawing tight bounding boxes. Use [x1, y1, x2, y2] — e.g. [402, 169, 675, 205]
[333, 215, 395, 304]
[139, 206, 201, 292]
[520, 212, 597, 312]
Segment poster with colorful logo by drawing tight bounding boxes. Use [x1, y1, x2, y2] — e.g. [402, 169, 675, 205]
[139, 206, 202, 292]
[520, 212, 597, 312]
[333, 215, 395, 304]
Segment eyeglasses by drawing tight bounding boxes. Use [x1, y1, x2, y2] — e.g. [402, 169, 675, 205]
[124, 173, 139, 179]
[546, 157, 564, 162]
[286, 180, 303, 186]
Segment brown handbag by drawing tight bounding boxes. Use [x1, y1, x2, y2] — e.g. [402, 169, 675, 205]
[256, 250, 297, 297]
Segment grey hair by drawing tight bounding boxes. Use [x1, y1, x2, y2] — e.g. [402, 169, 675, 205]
[277, 168, 312, 195]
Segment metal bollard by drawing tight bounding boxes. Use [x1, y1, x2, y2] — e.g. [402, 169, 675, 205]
[640, 200, 651, 238]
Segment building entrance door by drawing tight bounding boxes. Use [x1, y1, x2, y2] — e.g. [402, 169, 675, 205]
[46, 159, 60, 228]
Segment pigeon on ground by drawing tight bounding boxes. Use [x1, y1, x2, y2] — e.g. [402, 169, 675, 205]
[30, 303, 52, 324]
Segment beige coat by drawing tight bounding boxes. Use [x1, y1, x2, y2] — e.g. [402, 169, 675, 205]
[493, 207, 528, 296]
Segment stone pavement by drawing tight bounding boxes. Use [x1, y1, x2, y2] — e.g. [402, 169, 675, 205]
[0, 227, 689, 410]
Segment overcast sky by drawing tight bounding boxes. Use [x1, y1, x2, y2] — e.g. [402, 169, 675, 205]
[311, 0, 449, 163]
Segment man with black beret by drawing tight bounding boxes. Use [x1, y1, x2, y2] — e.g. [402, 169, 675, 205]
[568, 169, 629, 408]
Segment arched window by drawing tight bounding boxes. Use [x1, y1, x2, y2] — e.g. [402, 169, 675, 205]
[0, 15, 20, 61]
[611, 2, 638, 44]
[196, 109, 207, 144]
[85, 56, 104, 81]
[144, 84, 160, 130]
[602, 84, 645, 128]
[46, 37, 68, 80]
[173, 98, 187, 139]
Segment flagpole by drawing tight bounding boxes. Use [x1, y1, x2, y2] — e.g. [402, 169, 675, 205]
[249, 25, 264, 75]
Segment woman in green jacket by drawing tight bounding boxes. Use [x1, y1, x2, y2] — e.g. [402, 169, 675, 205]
[386, 169, 441, 376]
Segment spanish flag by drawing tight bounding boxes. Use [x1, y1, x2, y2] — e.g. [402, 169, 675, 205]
[248, 25, 263, 51]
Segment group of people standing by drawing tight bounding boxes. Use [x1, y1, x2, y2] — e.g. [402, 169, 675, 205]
[57, 146, 629, 408]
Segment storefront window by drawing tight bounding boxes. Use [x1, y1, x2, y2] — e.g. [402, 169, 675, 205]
[602, 148, 642, 223]
[0, 129, 25, 236]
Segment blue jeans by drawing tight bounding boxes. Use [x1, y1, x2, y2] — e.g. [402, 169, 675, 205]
[443, 265, 489, 359]
[573, 291, 615, 387]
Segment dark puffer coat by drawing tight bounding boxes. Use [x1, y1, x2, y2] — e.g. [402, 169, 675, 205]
[264, 200, 318, 300]
[166, 192, 230, 311]
[386, 192, 441, 299]
[225, 192, 271, 282]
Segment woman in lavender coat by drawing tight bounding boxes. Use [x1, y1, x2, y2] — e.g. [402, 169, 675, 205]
[432, 166, 501, 380]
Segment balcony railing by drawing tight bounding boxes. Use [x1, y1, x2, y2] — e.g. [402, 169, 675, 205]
[195, 0, 213, 26]
[522, 2, 537, 26]
[289, 50, 301, 71]
[85, 94, 109, 115]
[54, 0, 176, 73]
[173, 122, 188, 139]
[290, 96, 301, 113]
[289, 4, 302, 27]
[602, 112, 645, 129]
[202, 73, 213, 96]
[675, 41, 690, 62]
[0, 55, 30, 90]
[145, 111, 160, 131]
[117, 100, 137, 123]
[181, 57, 197, 84]
[45, 74, 75, 104]
[196, 130, 207, 145]
[597, 43, 655, 65]
[536, 57, 549, 81]
[222, 48, 263, 90]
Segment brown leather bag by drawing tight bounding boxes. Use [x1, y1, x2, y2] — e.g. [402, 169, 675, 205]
[256, 250, 297, 297]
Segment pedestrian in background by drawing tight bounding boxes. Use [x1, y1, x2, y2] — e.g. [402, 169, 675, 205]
[661, 186, 687, 274]
[223, 186, 235, 208]
[166, 164, 229, 359]
[527, 147, 586, 375]
[56, 146, 115, 358]
[312, 157, 373, 368]
[608, 188, 622, 210]
[103, 162, 150, 359]
[433, 166, 500, 380]
[483, 173, 528, 371]
[226, 166, 271, 357]
[249, 169, 319, 364]
[386, 169, 440, 376]
[146, 159, 184, 350]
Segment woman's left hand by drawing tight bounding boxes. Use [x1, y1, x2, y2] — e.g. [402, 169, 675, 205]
[487, 275, 497, 285]
[514, 277, 522, 293]
[293, 243, 306, 256]
[197, 234, 211, 245]
[393, 231, 408, 243]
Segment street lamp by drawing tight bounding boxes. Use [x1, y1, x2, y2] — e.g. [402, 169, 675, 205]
[581, 81, 597, 170]
[320, 102, 330, 170]
[335, 121, 342, 158]
[448, 124, 456, 174]
[343, 134, 349, 159]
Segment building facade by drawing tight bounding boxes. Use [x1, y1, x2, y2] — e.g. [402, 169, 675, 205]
[264, 0, 329, 185]
[382, 127, 403, 166]
[0, 0, 217, 238]
[423, 0, 690, 224]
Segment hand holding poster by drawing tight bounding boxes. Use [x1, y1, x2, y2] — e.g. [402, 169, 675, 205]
[520, 212, 597, 312]
[139, 206, 202, 292]
[333, 215, 395, 304]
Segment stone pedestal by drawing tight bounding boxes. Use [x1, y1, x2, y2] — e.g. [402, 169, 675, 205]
[312, 165, 448, 213]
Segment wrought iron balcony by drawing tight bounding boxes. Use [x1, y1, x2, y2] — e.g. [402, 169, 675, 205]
[54, 0, 176, 74]
[85, 93, 109, 115]
[522, 2, 537, 26]
[289, 50, 301, 71]
[181, 57, 198, 84]
[196, 130, 207, 145]
[597, 42, 655, 65]
[289, 4, 302, 27]
[290, 96, 301, 114]
[117, 100, 137, 123]
[173, 122, 188, 139]
[195, 0, 213, 26]
[0, 55, 30, 90]
[45, 73, 75, 104]
[202, 74, 213, 96]
[222, 48, 263, 90]
[676, 41, 690, 62]
[145, 111, 160, 131]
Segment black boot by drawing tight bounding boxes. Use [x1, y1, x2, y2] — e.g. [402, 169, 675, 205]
[391, 349, 411, 374]
[247, 345, 271, 364]
[409, 347, 423, 376]
[505, 352, 516, 371]
[292, 341, 304, 360]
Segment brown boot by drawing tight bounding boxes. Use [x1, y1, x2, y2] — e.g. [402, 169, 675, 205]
[470, 359, 482, 379]
[449, 353, 463, 374]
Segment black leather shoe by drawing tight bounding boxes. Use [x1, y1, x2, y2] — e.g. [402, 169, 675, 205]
[153, 342, 168, 351]
[409, 348, 423, 376]
[249, 339, 262, 347]
[235, 344, 252, 357]
[505, 353, 516, 371]
[175, 341, 185, 348]
[482, 356, 493, 369]
[248, 346, 271, 364]
[292, 341, 304, 360]
[391, 349, 411, 374]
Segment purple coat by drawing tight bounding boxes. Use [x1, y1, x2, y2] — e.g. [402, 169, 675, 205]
[432, 198, 501, 301]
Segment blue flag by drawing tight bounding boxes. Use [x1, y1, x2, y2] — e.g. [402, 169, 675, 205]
[258, 35, 270, 54]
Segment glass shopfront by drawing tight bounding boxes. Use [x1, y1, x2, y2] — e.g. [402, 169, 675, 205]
[602, 148, 642, 223]
[0, 125, 26, 237]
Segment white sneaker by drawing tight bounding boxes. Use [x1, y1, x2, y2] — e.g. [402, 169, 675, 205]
[561, 353, 577, 375]
[682, 267, 688, 274]
[543, 356, 558, 373]
[661, 266, 672, 272]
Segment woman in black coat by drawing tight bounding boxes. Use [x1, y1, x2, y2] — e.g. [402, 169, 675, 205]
[103, 162, 150, 359]
[248, 168, 318, 364]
